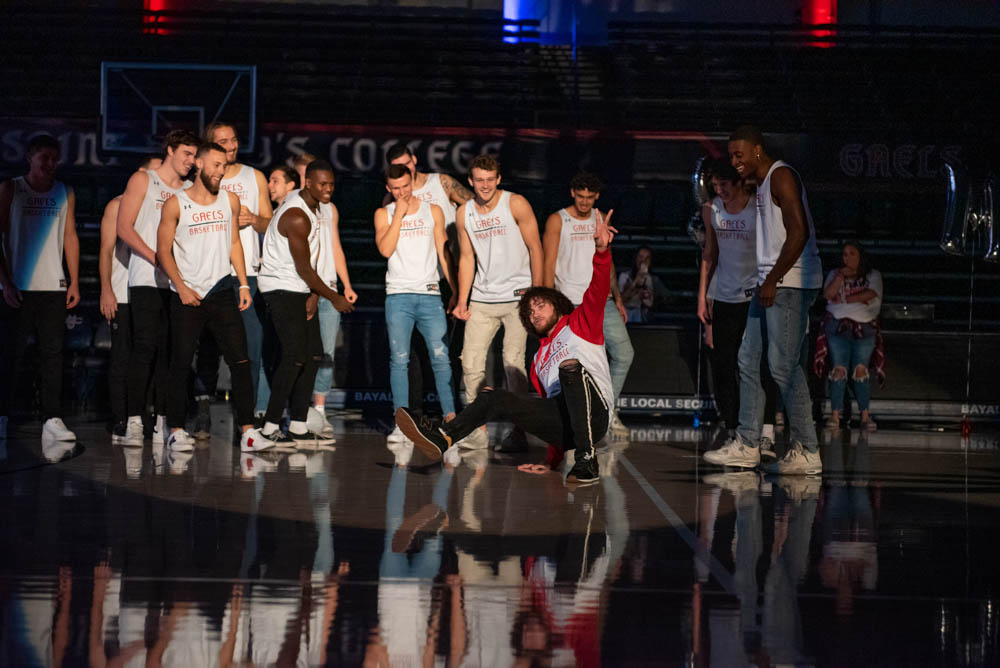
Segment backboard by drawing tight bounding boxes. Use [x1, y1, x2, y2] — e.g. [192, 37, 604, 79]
[100, 62, 256, 154]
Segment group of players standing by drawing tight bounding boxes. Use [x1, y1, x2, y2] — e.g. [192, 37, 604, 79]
[0, 124, 637, 483]
[1, 123, 825, 481]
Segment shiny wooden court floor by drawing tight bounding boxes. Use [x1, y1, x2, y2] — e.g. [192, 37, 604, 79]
[1, 413, 999, 666]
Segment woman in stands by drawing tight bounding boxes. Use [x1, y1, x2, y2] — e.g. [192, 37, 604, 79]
[816, 240, 884, 431]
[618, 246, 667, 323]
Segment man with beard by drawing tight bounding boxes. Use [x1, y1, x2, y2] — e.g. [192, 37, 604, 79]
[117, 129, 199, 446]
[155, 142, 275, 453]
[191, 122, 272, 439]
[257, 160, 354, 445]
[452, 155, 543, 452]
[0, 134, 81, 442]
[396, 214, 618, 486]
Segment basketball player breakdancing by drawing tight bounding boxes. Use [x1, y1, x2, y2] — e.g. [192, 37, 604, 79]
[156, 142, 276, 453]
[395, 213, 618, 485]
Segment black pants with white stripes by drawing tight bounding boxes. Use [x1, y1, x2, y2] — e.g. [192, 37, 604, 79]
[443, 359, 609, 459]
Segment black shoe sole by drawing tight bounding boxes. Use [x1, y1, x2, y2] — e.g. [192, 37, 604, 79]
[395, 408, 444, 462]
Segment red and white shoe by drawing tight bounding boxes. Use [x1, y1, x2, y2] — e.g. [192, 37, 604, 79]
[241, 428, 275, 453]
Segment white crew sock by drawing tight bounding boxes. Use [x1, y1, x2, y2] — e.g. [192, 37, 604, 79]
[263, 421, 281, 435]
[289, 420, 308, 435]
[761, 423, 775, 440]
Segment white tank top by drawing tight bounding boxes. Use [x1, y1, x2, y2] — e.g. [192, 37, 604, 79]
[220, 164, 261, 276]
[170, 190, 234, 297]
[258, 191, 319, 294]
[128, 170, 187, 289]
[709, 196, 758, 303]
[755, 161, 823, 289]
[464, 191, 531, 303]
[111, 233, 131, 304]
[4, 177, 68, 292]
[412, 173, 456, 226]
[314, 201, 339, 292]
[553, 208, 597, 305]
[385, 200, 440, 296]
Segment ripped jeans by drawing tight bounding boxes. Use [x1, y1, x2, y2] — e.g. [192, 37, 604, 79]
[385, 293, 456, 415]
[825, 318, 876, 413]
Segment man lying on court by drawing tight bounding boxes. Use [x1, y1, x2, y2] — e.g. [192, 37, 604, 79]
[395, 213, 617, 485]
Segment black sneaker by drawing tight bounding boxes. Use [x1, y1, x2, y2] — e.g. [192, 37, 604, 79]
[289, 430, 336, 446]
[566, 452, 599, 485]
[395, 407, 451, 462]
[262, 429, 295, 446]
[495, 427, 529, 453]
[110, 420, 127, 445]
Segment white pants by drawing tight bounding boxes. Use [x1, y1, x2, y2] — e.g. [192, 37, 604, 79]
[460, 301, 528, 404]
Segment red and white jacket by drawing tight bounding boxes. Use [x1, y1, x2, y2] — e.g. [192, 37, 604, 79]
[530, 249, 614, 420]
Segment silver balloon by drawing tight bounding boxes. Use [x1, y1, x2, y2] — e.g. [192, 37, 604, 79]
[940, 162, 972, 256]
[687, 156, 711, 247]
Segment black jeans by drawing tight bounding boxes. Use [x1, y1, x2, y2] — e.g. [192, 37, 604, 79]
[167, 290, 253, 429]
[194, 276, 267, 399]
[444, 360, 610, 459]
[127, 287, 171, 417]
[710, 300, 778, 430]
[0, 291, 66, 419]
[262, 290, 322, 424]
[108, 303, 132, 423]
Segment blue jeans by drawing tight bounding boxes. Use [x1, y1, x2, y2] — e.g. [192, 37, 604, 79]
[385, 294, 455, 415]
[737, 288, 819, 452]
[313, 296, 343, 397]
[604, 300, 635, 402]
[824, 318, 876, 413]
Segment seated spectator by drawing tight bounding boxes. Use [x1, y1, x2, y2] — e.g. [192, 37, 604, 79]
[618, 246, 667, 323]
[814, 240, 884, 431]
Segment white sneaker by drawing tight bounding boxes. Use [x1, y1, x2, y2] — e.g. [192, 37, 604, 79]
[703, 437, 760, 468]
[762, 442, 822, 475]
[167, 450, 193, 474]
[42, 417, 76, 441]
[456, 427, 489, 450]
[166, 429, 195, 452]
[123, 416, 145, 447]
[123, 449, 143, 479]
[240, 428, 275, 453]
[240, 452, 277, 478]
[703, 471, 760, 496]
[41, 437, 77, 462]
[287, 453, 308, 471]
[387, 425, 411, 445]
[387, 439, 413, 467]
[307, 406, 335, 438]
[610, 411, 630, 435]
[152, 416, 168, 445]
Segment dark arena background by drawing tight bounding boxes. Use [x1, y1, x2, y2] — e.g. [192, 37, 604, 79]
[2, 1, 1000, 665]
